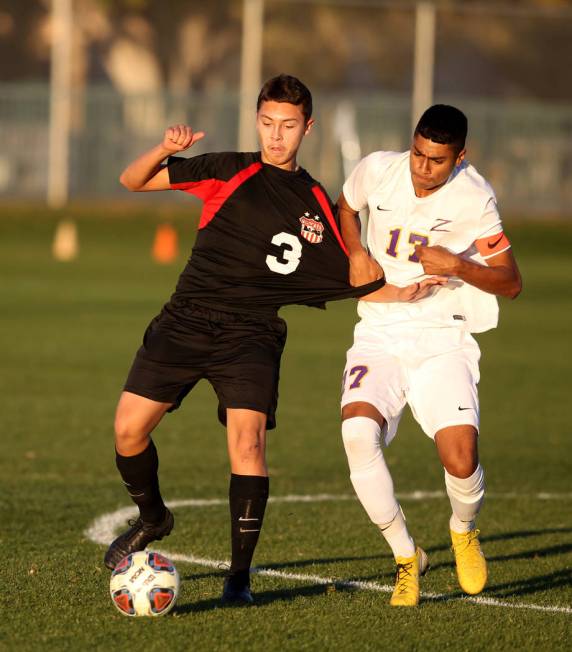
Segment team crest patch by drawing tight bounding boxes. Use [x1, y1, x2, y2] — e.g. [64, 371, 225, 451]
[299, 212, 324, 244]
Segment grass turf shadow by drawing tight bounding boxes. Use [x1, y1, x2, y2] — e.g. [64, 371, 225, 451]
[181, 553, 390, 582]
[484, 567, 572, 599]
[424, 526, 572, 572]
[174, 582, 351, 614]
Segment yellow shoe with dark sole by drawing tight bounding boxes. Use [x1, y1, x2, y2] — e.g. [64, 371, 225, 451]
[390, 547, 429, 607]
[450, 528, 487, 595]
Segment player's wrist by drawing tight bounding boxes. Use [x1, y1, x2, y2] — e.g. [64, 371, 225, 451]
[157, 143, 178, 158]
[349, 247, 369, 261]
[453, 255, 469, 277]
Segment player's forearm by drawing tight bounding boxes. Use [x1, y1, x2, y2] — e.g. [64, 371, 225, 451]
[338, 194, 384, 286]
[362, 276, 447, 303]
[455, 257, 521, 298]
[339, 206, 366, 257]
[360, 283, 402, 302]
[119, 144, 171, 191]
[337, 193, 366, 256]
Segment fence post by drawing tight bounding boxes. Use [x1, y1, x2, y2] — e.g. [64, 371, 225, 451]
[48, 0, 73, 208]
[412, 1, 436, 131]
[238, 0, 264, 152]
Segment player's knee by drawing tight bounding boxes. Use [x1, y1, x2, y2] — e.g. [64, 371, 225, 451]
[341, 401, 384, 425]
[341, 417, 382, 470]
[442, 454, 478, 479]
[114, 413, 148, 447]
[437, 433, 478, 478]
[231, 429, 266, 464]
[436, 426, 478, 478]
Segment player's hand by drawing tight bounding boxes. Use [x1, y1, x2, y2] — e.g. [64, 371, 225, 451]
[396, 276, 448, 302]
[349, 249, 384, 287]
[162, 125, 205, 154]
[415, 244, 460, 276]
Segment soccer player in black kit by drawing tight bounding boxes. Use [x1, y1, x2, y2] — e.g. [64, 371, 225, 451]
[105, 74, 436, 604]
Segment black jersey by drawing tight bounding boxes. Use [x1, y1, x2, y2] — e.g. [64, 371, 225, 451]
[168, 151, 383, 315]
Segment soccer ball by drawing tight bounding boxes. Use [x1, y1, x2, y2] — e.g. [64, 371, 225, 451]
[109, 551, 180, 617]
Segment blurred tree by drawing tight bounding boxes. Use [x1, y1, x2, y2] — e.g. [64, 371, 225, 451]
[92, 0, 242, 94]
[0, 0, 570, 102]
[0, 0, 49, 81]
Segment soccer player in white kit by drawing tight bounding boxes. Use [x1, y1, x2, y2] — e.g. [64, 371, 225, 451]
[338, 105, 522, 606]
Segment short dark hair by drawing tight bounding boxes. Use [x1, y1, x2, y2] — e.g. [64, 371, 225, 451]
[414, 104, 468, 153]
[257, 74, 313, 123]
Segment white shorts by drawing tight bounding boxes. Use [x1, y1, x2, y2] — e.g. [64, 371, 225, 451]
[341, 322, 481, 444]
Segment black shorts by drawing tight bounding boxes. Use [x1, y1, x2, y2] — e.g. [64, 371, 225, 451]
[123, 301, 287, 430]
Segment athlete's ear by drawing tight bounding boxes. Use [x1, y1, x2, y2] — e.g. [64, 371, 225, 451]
[456, 147, 466, 166]
[304, 118, 315, 136]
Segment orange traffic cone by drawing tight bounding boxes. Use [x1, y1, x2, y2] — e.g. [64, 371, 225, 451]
[52, 219, 79, 261]
[152, 223, 179, 264]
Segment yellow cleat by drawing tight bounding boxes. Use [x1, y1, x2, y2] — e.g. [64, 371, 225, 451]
[450, 528, 488, 595]
[390, 547, 429, 607]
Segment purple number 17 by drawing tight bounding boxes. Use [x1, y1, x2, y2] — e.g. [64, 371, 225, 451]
[386, 228, 428, 262]
[408, 233, 429, 262]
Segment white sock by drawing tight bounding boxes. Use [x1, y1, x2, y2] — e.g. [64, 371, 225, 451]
[445, 464, 485, 533]
[379, 507, 416, 560]
[342, 417, 415, 558]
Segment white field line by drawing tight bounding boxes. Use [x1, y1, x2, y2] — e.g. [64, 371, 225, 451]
[162, 550, 572, 616]
[85, 491, 572, 546]
[85, 493, 572, 616]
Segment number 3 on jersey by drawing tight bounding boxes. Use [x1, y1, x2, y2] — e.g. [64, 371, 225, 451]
[266, 232, 302, 275]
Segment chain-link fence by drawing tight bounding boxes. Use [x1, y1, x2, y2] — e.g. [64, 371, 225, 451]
[1, 82, 571, 216]
[0, 0, 571, 216]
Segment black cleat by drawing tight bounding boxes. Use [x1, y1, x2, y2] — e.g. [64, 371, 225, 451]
[104, 508, 174, 570]
[221, 571, 254, 605]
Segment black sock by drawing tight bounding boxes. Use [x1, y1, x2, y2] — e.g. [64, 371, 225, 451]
[115, 440, 166, 524]
[229, 474, 269, 578]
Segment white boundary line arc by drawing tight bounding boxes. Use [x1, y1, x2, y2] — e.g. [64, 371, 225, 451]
[85, 493, 572, 616]
[160, 550, 572, 616]
[85, 491, 572, 546]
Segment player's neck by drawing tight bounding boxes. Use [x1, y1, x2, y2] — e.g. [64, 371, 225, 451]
[411, 174, 450, 198]
[413, 182, 444, 198]
[260, 152, 299, 172]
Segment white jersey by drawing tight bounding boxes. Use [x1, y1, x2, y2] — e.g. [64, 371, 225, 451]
[343, 151, 509, 332]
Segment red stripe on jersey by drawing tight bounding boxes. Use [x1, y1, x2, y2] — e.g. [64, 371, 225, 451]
[200, 161, 263, 229]
[311, 186, 349, 256]
[170, 178, 224, 202]
[171, 162, 263, 229]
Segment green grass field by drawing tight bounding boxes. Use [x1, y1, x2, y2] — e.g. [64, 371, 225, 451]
[1, 207, 571, 651]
